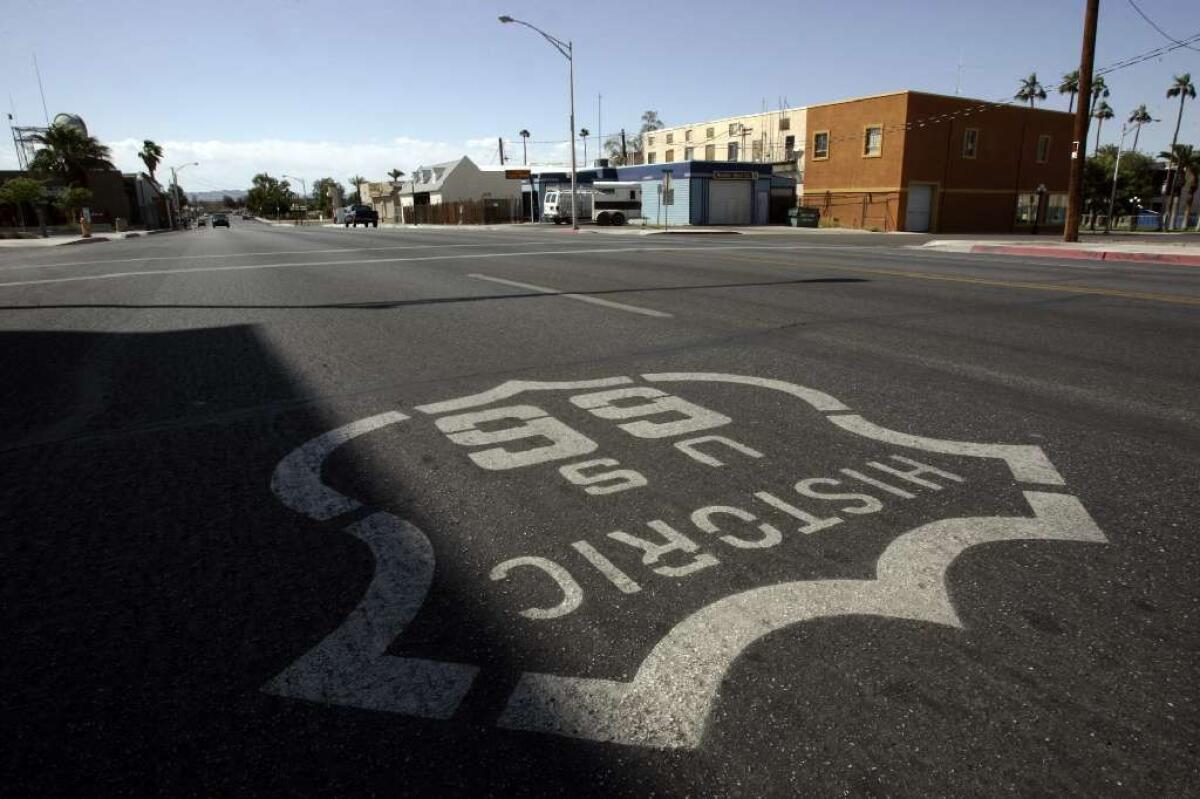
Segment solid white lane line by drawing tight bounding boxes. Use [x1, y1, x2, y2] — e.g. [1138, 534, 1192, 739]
[467, 273, 673, 318]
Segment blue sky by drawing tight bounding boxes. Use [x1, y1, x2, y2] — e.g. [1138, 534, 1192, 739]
[2, 0, 1197, 190]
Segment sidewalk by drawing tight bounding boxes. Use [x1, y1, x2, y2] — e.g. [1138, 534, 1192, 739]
[0, 229, 171, 248]
[920, 237, 1200, 266]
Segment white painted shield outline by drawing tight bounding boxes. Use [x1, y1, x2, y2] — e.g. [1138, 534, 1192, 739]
[262, 373, 1106, 749]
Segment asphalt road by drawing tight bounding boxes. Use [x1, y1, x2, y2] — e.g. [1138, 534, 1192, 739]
[3, 219, 1198, 795]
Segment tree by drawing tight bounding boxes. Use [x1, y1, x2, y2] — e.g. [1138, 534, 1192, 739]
[388, 168, 404, 184]
[311, 177, 341, 217]
[603, 135, 625, 165]
[245, 173, 293, 218]
[1059, 70, 1080, 112]
[1162, 73, 1196, 228]
[139, 140, 164, 181]
[1175, 146, 1200, 231]
[578, 128, 590, 164]
[519, 129, 530, 165]
[634, 110, 664, 159]
[0, 177, 46, 230]
[222, 194, 237, 209]
[28, 122, 115, 187]
[1090, 76, 1110, 109]
[348, 175, 366, 204]
[1127, 104, 1154, 152]
[1092, 101, 1114, 150]
[1159, 143, 1196, 229]
[1015, 72, 1047, 108]
[55, 187, 93, 221]
[1083, 145, 1158, 226]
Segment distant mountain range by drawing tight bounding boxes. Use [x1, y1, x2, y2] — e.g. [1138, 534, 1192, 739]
[188, 190, 248, 201]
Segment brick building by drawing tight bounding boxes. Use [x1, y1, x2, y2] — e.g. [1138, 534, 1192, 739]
[801, 91, 1074, 232]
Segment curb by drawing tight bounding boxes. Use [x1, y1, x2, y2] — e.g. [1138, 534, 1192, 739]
[970, 244, 1200, 266]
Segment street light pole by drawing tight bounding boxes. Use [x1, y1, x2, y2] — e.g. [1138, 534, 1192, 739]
[499, 15, 578, 231]
[169, 161, 198, 230]
[1103, 120, 1152, 235]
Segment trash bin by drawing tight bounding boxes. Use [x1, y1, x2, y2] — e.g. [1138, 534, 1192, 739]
[792, 207, 820, 228]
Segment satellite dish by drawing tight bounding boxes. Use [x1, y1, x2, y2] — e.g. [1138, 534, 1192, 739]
[52, 113, 88, 136]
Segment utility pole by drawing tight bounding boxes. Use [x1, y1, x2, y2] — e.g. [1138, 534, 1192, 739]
[1064, 0, 1099, 243]
[498, 137, 506, 165]
[620, 128, 628, 164]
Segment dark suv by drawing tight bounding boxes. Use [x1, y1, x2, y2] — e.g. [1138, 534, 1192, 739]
[345, 204, 379, 228]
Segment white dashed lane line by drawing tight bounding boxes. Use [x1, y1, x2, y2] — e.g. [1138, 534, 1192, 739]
[468, 274, 673, 318]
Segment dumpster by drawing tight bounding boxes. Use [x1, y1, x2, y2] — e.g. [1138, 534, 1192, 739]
[789, 207, 820, 228]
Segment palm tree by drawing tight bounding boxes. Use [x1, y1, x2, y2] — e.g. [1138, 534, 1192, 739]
[1088, 76, 1110, 116]
[387, 168, 404, 184]
[1173, 145, 1200, 231]
[139, 140, 164, 181]
[578, 128, 590, 164]
[1161, 73, 1196, 229]
[1127, 105, 1153, 152]
[518, 129, 531, 165]
[27, 122, 114, 187]
[518, 128, 532, 164]
[1015, 72, 1047, 108]
[1092, 101, 1113, 150]
[348, 175, 365, 205]
[1160, 144, 1197, 230]
[1059, 70, 1080, 112]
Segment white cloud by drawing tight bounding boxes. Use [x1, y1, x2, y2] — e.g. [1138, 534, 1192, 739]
[0, 134, 585, 190]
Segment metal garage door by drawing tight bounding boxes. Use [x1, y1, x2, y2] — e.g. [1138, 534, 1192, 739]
[905, 184, 934, 232]
[708, 179, 752, 225]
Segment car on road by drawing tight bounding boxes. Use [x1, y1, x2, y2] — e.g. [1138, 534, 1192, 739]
[196, 216, 207, 227]
[344, 204, 379, 228]
[211, 213, 230, 228]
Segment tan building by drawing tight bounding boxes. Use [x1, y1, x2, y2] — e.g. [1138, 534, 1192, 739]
[642, 107, 806, 174]
[801, 90, 1074, 232]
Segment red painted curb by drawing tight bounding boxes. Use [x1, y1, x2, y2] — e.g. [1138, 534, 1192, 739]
[970, 244, 1200, 266]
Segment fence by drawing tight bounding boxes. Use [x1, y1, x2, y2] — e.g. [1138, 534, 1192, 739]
[407, 198, 525, 225]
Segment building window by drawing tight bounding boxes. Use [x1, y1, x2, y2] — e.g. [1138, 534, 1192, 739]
[706, 126, 714, 139]
[648, 135, 655, 147]
[705, 143, 715, 160]
[727, 142, 739, 161]
[1044, 193, 1067, 224]
[785, 135, 796, 156]
[647, 152, 657, 164]
[962, 128, 979, 159]
[813, 131, 830, 160]
[665, 148, 675, 162]
[752, 140, 763, 161]
[779, 117, 791, 131]
[685, 129, 692, 142]
[729, 122, 740, 136]
[684, 146, 694, 160]
[666, 132, 674, 144]
[1015, 192, 1038, 224]
[1036, 134, 1051, 164]
[863, 125, 883, 157]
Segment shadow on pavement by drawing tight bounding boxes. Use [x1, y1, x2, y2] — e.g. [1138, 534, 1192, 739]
[0, 325, 662, 794]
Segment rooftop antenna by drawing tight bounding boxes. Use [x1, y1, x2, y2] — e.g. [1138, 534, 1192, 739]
[33, 53, 50, 125]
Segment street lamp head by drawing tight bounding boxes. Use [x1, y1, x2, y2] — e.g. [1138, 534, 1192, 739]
[498, 15, 513, 23]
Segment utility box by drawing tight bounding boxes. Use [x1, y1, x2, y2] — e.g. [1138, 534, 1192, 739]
[790, 207, 820, 227]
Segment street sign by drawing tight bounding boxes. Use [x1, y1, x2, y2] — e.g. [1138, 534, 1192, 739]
[505, 169, 532, 180]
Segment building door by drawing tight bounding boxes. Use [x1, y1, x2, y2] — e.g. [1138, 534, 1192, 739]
[905, 184, 934, 232]
[708, 179, 751, 225]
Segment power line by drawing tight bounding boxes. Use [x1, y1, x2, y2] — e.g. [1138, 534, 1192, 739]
[1126, 0, 1200, 52]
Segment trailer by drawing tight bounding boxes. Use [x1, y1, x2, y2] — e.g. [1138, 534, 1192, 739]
[591, 181, 642, 226]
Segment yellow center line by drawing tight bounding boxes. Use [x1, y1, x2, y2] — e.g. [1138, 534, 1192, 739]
[718, 252, 1200, 307]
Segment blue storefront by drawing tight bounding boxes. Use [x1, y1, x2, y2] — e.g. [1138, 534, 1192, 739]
[529, 160, 774, 225]
[614, 161, 774, 226]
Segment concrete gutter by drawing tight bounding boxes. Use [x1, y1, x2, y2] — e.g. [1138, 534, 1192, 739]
[967, 244, 1200, 266]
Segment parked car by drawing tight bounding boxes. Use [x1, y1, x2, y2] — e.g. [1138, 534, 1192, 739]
[211, 213, 230, 228]
[344, 204, 379, 228]
[197, 216, 207, 227]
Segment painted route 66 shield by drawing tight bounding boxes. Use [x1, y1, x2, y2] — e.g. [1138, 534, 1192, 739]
[263, 371, 1105, 749]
